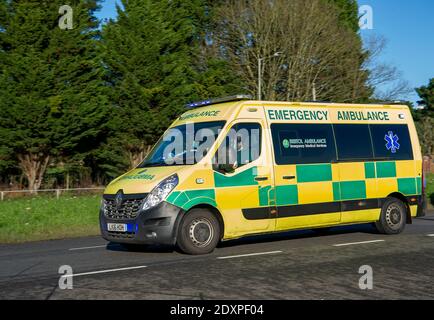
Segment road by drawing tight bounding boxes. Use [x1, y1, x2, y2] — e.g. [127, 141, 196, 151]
[1, 214, 434, 300]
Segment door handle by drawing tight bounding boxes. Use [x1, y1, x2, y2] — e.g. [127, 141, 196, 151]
[283, 176, 296, 180]
[255, 176, 269, 181]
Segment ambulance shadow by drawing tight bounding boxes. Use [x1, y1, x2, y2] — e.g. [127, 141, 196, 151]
[218, 223, 378, 249]
[104, 223, 379, 252]
[106, 243, 175, 253]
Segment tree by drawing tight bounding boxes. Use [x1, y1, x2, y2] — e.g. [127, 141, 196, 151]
[362, 35, 413, 101]
[414, 79, 434, 155]
[416, 78, 434, 112]
[328, 0, 360, 32]
[100, 0, 241, 170]
[212, 0, 372, 102]
[0, 0, 109, 190]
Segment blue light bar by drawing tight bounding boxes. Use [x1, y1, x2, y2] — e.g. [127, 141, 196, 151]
[186, 95, 252, 109]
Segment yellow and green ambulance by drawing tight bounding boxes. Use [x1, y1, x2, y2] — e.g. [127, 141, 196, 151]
[100, 95, 426, 254]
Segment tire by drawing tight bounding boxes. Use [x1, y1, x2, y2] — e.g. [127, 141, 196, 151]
[177, 209, 220, 255]
[375, 197, 407, 235]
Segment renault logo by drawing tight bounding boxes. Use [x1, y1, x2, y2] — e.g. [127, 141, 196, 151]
[115, 190, 124, 209]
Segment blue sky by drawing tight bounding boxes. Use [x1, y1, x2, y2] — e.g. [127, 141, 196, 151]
[360, 0, 434, 103]
[95, 0, 434, 104]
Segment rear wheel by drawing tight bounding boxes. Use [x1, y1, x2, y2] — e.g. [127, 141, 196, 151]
[375, 197, 407, 235]
[177, 209, 220, 255]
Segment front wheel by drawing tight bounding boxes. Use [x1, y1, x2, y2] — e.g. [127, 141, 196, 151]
[177, 209, 220, 255]
[375, 197, 407, 235]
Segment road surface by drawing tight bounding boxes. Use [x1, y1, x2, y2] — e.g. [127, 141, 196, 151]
[1, 214, 434, 300]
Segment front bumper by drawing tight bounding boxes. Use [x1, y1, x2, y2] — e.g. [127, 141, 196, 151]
[100, 201, 184, 245]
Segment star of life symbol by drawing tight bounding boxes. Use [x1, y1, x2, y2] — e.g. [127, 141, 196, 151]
[385, 131, 400, 154]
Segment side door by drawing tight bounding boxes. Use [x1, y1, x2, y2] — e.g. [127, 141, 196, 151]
[269, 123, 341, 231]
[213, 119, 276, 236]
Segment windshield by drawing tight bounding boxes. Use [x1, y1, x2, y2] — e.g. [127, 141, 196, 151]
[139, 121, 226, 168]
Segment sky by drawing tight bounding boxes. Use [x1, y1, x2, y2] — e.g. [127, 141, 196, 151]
[95, 0, 434, 105]
[359, 0, 434, 104]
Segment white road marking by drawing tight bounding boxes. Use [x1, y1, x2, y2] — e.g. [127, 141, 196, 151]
[217, 251, 283, 260]
[427, 234, 434, 237]
[333, 240, 385, 247]
[63, 265, 147, 278]
[69, 245, 107, 251]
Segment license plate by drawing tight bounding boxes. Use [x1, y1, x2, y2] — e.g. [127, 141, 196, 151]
[107, 223, 127, 232]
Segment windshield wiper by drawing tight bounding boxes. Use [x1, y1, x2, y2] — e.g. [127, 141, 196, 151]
[141, 161, 168, 167]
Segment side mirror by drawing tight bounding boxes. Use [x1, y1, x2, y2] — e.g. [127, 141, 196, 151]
[218, 162, 237, 174]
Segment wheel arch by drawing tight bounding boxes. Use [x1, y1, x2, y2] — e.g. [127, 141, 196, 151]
[387, 192, 412, 224]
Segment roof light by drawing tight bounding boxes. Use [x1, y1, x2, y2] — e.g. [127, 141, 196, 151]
[186, 95, 252, 109]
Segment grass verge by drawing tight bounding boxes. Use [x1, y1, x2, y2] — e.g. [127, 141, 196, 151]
[0, 195, 101, 244]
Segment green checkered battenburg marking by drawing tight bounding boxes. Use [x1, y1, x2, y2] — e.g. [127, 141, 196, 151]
[333, 181, 366, 201]
[166, 160, 421, 211]
[259, 186, 272, 206]
[398, 178, 417, 195]
[214, 167, 258, 187]
[166, 189, 216, 210]
[416, 177, 422, 194]
[364, 162, 376, 179]
[166, 191, 180, 204]
[333, 182, 341, 201]
[275, 185, 298, 206]
[296, 164, 332, 183]
[376, 162, 396, 178]
[340, 181, 367, 200]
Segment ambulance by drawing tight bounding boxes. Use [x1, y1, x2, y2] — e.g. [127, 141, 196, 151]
[100, 95, 426, 254]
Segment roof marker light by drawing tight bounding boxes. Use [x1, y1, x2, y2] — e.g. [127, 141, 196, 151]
[186, 95, 252, 109]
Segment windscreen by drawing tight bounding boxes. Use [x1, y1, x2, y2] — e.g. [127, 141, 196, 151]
[139, 121, 226, 167]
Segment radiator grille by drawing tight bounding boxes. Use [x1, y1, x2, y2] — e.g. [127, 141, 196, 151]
[103, 194, 147, 220]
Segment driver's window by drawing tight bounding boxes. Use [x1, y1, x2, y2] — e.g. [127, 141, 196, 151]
[213, 123, 262, 174]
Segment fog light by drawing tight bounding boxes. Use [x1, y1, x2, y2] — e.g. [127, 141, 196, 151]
[145, 232, 157, 239]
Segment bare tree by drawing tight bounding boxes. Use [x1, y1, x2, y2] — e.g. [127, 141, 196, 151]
[126, 143, 153, 169]
[17, 153, 50, 191]
[213, 0, 372, 102]
[363, 34, 413, 101]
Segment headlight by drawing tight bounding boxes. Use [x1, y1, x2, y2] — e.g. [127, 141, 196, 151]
[142, 174, 179, 211]
[101, 199, 106, 213]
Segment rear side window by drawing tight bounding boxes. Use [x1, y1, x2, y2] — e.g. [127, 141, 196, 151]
[334, 124, 373, 161]
[271, 124, 336, 165]
[370, 124, 413, 160]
